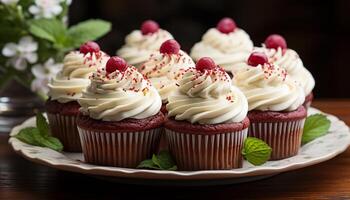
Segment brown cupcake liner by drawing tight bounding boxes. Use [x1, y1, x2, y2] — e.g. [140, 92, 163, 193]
[47, 113, 81, 152]
[248, 119, 305, 160]
[77, 127, 162, 168]
[165, 128, 248, 170]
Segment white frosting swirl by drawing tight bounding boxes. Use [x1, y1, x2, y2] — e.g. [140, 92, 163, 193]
[48, 51, 109, 103]
[254, 47, 315, 95]
[232, 62, 305, 111]
[190, 28, 253, 72]
[140, 50, 195, 102]
[167, 68, 248, 124]
[117, 29, 174, 68]
[78, 66, 162, 121]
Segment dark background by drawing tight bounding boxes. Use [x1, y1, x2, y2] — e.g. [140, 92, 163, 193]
[69, 0, 350, 98]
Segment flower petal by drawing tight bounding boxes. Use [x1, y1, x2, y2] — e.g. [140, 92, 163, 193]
[11, 57, 27, 71]
[23, 52, 38, 63]
[31, 64, 46, 78]
[2, 43, 18, 57]
[29, 5, 39, 15]
[18, 36, 38, 52]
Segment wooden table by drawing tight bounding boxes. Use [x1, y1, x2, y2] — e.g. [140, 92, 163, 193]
[1, 99, 350, 200]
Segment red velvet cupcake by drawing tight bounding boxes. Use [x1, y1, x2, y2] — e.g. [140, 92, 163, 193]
[140, 39, 195, 113]
[165, 58, 249, 170]
[233, 52, 307, 160]
[46, 41, 109, 152]
[254, 34, 315, 108]
[117, 20, 174, 68]
[77, 56, 164, 168]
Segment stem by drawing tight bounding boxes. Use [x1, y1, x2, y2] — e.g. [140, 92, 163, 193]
[0, 73, 14, 90]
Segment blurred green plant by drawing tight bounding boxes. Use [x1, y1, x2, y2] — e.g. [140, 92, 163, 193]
[0, 0, 111, 99]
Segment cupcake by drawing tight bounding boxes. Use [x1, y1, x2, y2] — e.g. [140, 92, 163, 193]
[46, 41, 109, 152]
[164, 57, 249, 170]
[117, 20, 174, 68]
[140, 39, 195, 112]
[255, 34, 315, 107]
[77, 56, 164, 168]
[190, 17, 253, 73]
[232, 52, 307, 160]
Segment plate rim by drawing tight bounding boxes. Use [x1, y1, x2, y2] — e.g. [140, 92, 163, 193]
[8, 107, 350, 180]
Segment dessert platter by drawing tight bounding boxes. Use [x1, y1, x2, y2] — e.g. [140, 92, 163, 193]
[9, 107, 350, 185]
[8, 18, 350, 185]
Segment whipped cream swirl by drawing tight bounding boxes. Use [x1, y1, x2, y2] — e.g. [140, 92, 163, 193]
[140, 50, 195, 102]
[117, 29, 173, 68]
[232, 62, 305, 111]
[78, 66, 162, 121]
[190, 28, 253, 72]
[167, 68, 248, 124]
[48, 51, 109, 103]
[254, 47, 315, 95]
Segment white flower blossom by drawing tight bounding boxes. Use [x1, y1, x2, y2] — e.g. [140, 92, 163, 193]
[2, 36, 38, 71]
[63, 0, 72, 5]
[31, 58, 62, 95]
[1, 0, 19, 4]
[29, 0, 62, 19]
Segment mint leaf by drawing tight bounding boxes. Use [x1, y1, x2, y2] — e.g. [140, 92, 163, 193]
[302, 114, 331, 144]
[32, 130, 63, 152]
[44, 136, 64, 152]
[137, 151, 177, 170]
[14, 127, 40, 146]
[29, 19, 66, 42]
[242, 137, 272, 166]
[137, 159, 161, 169]
[36, 112, 49, 137]
[156, 151, 177, 169]
[68, 19, 111, 48]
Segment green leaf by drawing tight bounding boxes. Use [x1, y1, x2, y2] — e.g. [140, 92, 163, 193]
[32, 130, 63, 152]
[14, 127, 40, 146]
[68, 19, 111, 48]
[137, 151, 177, 170]
[136, 159, 161, 170]
[36, 112, 49, 137]
[242, 137, 272, 166]
[29, 19, 65, 42]
[13, 112, 64, 152]
[302, 114, 331, 144]
[29, 18, 71, 48]
[156, 150, 177, 169]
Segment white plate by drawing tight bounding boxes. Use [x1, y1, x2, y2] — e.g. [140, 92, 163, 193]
[8, 107, 350, 185]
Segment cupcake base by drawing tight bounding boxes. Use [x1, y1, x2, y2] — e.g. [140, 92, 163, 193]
[77, 112, 165, 168]
[303, 92, 314, 108]
[45, 100, 81, 152]
[248, 106, 307, 160]
[164, 117, 250, 170]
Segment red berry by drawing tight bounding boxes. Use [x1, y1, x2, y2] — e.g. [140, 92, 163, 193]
[159, 39, 180, 54]
[216, 17, 237, 34]
[79, 41, 100, 54]
[264, 34, 287, 50]
[141, 20, 159, 35]
[196, 57, 217, 71]
[247, 52, 268, 67]
[106, 56, 128, 73]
